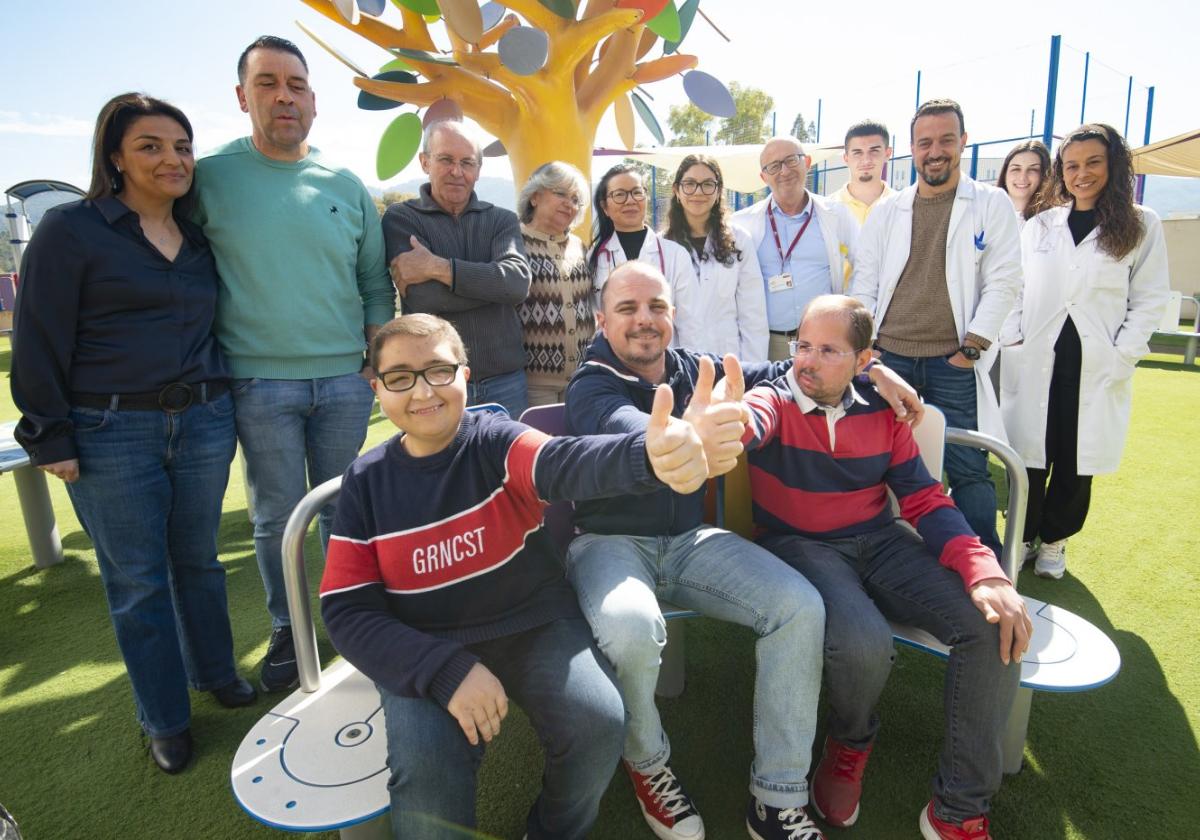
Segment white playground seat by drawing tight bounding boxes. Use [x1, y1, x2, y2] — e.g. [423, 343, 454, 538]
[1152, 290, 1200, 365]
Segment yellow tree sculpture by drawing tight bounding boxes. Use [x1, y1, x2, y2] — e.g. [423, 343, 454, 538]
[297, 0, 728, 192]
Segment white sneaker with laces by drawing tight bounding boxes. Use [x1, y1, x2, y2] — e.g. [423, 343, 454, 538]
[1022, 541, 1039, 566]
[1035, 540, 1067, 579]
[624, 762, 705, 840]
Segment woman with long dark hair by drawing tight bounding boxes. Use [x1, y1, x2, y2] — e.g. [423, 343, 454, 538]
[999, 124, 1169, 579]
[662, 154, 767, 360]
[588, 163, 699, 348]
[996, 139, 1052, 224]
[10, 93, 253, 772]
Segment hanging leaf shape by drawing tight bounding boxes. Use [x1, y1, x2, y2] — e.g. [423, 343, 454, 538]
[664, 0, 700, 54]
[646, 1, 680, 42]
[358, 0, 388, 15]
[440, 0, 484, 42]
[682, 70, 735, 118]
[630, 92, 664, 145]
[357, 71, 418, 111]
[537, 0, 577, 20]
[614, 93, 636, 149]
[390, 0, 440, 14]
[377, 112, 423, 179]
[498, 26, 550, 76]
[422, 97, 465, 127]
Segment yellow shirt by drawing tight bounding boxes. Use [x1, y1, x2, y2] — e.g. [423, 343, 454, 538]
[830, 182, 895, 227]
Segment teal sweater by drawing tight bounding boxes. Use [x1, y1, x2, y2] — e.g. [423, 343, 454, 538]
[194, 138, 395, 379]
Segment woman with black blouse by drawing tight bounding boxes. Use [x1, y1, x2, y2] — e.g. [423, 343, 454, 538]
[10, 93, 254, 773]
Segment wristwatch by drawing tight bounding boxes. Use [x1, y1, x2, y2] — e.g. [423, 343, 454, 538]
[958, 345, 981, 361]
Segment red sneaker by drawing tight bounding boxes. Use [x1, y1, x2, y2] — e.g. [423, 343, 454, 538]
[624, 761, 705, 840]
[810, 737, 872, 827]
[919, 801, 992, 839]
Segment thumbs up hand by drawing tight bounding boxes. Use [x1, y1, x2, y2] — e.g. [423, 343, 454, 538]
[683, 355, 751, 478]
[645, 383, 709, 495]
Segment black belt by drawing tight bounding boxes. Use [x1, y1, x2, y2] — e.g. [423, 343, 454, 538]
[769, 329, 797, 337]
[72, 380, 228, 413]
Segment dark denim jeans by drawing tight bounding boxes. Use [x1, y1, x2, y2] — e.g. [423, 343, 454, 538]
[66, 394, 238, 737]
[466, 368, 528, 419]
[377, 618, 624, 840]
[879, 351, 1001, 555]
[232, 373, 375, 628]
[761, 524, 1020, 822]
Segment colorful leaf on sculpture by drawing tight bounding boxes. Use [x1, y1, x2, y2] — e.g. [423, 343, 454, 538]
[295, 21, 369, 76]
[333, 0, 361, 24]
[379, 57, 416, 73]
[377, 112, 423, 179]
[440, 0, 484, 42]
[646, 1, 680, 42]
[422, 97, 464, 127]
[630, 92, 664, 145]
[480, 1, 505, 30]
[614, 93, 636, 149]
[682, 70, 735, 117]
[357, 71, 417, 110]
[537, 0, 577, 20]
[664, 0, 700, 54]
[357, 0, 388, 15]
[636, 28, 658, 60]
[392, 47, 459, 65]
[632, 53, 694, 83]
[615, 0, 669, 20]
[498, 26, 549, 76]
[483, 139, 507, 157]
[390, 0, 440, 14]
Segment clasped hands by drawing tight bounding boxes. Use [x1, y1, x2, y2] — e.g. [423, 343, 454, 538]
[645, 355, 750, 495]
[389, 235, 451, 298]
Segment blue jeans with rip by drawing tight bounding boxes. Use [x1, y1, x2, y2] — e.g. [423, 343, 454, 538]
[760, 523, 1020, 823]
[232, 372, 375, 627]
[564, 526, 825, 809]
[879, 351, 1002, 555]
[65, 394, 238, 737]
[377, 618, 624, 840]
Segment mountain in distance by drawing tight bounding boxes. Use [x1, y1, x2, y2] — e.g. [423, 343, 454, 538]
[368, 176, 517, 210]
[1143, 175, 1200, 217]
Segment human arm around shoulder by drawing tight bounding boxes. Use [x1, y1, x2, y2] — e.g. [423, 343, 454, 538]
[847, 198, 888, 312]
[966, 188, 1023, 344]
[355, 186, 397, 326]
[1114, 208, 1171, 363]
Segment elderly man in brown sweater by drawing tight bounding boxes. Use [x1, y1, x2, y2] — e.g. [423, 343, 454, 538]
[849, 99, 1021, 557]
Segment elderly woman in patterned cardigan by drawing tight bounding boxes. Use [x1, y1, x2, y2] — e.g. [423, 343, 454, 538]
[517, 161, 595, 407]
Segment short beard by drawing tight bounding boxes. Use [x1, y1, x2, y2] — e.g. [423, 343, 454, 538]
[919, 162, 954, 187]
[857, 173, 875, 183]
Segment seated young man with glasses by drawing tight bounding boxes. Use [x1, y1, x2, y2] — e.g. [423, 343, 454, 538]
[732, 138, 861, 361]
[319, 313, 714, 840]
[734, 295, 1032, 840]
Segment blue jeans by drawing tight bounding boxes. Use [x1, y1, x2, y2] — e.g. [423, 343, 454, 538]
[879, 351, 1001, 554]
[466, 368, 527, 419]
[377, 618, 624, 840]
[564, 526, 825, 809]
[760, 524, 1020, 822]
[65, 394, 238, 737]
[232, 373, 375, 627]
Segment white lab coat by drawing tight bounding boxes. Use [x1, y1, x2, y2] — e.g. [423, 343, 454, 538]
[998, 205, 1169, 475]
[732, 190, 859, 295]
[682, 227, 769, 361]
[849, 176, 1022, 440]
[592, 229, 699, 350]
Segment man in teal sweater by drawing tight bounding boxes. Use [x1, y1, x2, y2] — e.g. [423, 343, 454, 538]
[194, 35, 395, 692]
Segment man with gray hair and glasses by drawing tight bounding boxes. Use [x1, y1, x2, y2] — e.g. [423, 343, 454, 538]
[734, 137, 859, 360]
[384, 120, 533, 417]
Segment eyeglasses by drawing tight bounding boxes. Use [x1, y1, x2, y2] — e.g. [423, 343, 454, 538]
[606, 187, 647, 204]
[679, 179, 719, 195]
[761, 154, 804, 176]
[550, 189, 584, 208]
[788, 341, 858, 364]
[376, 363, 460, 392]
[433, 155, 479, 172]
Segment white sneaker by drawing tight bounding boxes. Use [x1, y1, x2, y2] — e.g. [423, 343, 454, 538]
[1022, 541, 1039, 566]
[1035, 540, 1067, 579]
[624, 762, 705, 839]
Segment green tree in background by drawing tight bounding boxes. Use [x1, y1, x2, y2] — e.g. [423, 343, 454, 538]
[667, 102, 713, 147]
[791, 112, 817, 143]
[715, 83, 774, 145]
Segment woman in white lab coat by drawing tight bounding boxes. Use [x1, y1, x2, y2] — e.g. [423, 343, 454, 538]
[1000, 123, 1169, 579]
[661, 154, 768, 361]
[588, 163, 699, 349]
[996, 139, 1052, 228]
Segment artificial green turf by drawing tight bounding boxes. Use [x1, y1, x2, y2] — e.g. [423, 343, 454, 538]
[1, 341, 1197, 839]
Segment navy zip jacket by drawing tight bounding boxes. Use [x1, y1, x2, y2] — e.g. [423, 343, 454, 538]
[565, 333, 789, 536]
[320, 410, 660, 706]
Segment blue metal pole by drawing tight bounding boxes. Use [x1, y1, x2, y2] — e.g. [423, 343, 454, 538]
[911, 70, 922, 185]
[772, 111, 777, 137]
[1030, 109, 1035, 138]
[1042, 35, 1061, 148]
[1080, 51, 1090, 124]
[1124, 76, 1133, 138]
[651, 165, 658, 226]
[970, 143, 979, 180]
[1136, 86, 1156, 203]
[816, 98, 823, 143]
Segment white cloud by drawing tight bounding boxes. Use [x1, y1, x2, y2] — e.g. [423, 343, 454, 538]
[0, 111, 93, 137]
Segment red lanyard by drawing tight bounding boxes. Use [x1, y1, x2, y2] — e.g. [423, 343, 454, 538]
[767, 198, 814, 264]
[604, 231, 666, 275]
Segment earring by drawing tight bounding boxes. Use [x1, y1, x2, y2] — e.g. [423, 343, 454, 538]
[111, 167, 124, 193]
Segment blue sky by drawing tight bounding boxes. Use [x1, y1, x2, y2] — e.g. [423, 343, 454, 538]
[3, 1, 1198, 202]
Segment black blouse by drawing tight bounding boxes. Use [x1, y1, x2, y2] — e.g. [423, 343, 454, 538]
[11, 197, 227, 465]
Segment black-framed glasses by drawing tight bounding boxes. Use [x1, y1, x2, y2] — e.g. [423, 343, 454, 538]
[606, 187, 648, 204]
[761, 154, 804, 175]
[788, 341, 857, 364]
[376, 364, 460, 392]
[679, 179, 720, 195]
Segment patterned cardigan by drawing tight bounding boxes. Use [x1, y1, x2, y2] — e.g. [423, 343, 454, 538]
[519, 225, 595, 393]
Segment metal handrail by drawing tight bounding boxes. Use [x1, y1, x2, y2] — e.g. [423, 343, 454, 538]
[945, 427, 1028, 584]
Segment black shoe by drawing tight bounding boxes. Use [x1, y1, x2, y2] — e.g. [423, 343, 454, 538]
[211, 676, 258, 708]
[747, 797, 826, 840]
[149, 729, 193, 774]
[259, 626, 299, 693]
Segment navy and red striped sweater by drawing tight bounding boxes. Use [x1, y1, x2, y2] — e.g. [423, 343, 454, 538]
[742, 372, 1006, 589]
[320, 410, 659, 707]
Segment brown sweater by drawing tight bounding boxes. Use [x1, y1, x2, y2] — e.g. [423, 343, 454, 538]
[519, 225, 595, 391]
[877, 188, 961, 357]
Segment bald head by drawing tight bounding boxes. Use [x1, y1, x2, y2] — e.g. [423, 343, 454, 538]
[596, 261, 674, 382]
[600, 261, 672, 313]
[800, 294, 874, 352]
[759, 136, 810, 213]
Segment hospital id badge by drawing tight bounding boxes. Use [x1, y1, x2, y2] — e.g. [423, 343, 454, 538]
[768, 273, 793, 293]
